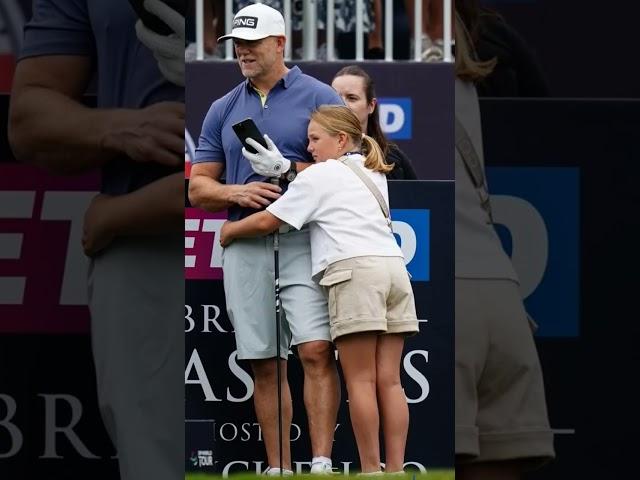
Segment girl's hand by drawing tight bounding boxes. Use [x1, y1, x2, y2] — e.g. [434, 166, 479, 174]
[82, 193, 117, 257]
[220, 220, 234, 247]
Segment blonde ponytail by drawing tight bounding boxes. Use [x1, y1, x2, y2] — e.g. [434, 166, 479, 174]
[362, 134, 393, 174]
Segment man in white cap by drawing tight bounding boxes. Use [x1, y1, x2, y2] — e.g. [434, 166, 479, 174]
[189, 3, 343, 476]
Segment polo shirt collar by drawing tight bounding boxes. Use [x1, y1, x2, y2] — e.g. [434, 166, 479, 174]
[281, 65, 301, 88]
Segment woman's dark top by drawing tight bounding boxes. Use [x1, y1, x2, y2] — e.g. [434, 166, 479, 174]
[385, 144, 418, 180]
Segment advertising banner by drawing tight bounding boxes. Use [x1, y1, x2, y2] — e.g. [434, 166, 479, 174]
[185, 181, 454, 475]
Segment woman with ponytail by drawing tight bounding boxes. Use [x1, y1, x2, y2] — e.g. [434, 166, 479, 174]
[220, 105, 418, 475]
[332, 65, 417, 179]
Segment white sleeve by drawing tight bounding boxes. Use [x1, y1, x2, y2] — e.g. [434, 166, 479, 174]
[266, 168, 321, 230]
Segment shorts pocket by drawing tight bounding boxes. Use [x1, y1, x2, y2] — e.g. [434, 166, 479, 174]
[319, 269, 352, 319]
[319, 269, 352, 287]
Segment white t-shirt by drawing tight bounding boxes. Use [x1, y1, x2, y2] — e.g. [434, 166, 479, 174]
[267, 154, 403, 279]
[455, 79, 518, 281]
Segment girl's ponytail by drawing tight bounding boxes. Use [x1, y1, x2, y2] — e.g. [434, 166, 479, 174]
[362, 134, 393, 174]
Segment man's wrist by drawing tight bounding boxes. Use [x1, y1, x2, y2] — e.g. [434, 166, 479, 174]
[281, 160, 297, 181]
[225, 184, 243, 206]
[99, 109, 132, 155]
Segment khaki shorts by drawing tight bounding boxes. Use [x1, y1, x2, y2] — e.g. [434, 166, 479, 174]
[455, 278, 555, 467]
[319, 256, 418, 341]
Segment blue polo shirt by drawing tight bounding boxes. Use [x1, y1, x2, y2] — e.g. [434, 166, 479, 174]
[194, 66, 343, 220]
[19, 0, 184, 194]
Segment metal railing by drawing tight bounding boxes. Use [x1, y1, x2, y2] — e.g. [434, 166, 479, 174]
[194, 0, 453, 62]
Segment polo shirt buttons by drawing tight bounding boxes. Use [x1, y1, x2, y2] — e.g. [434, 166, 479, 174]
[264, 105, 268, 108]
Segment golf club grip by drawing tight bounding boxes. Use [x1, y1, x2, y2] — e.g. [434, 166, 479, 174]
[271, 177, 281, 251]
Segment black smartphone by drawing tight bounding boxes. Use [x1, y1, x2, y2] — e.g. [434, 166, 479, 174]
[128, 0, 187, 36]
[232, 118, 269, 154]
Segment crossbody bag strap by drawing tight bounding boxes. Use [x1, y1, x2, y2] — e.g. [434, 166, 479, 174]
[340, 157, 393, 233]
[455, 116, 494, 223]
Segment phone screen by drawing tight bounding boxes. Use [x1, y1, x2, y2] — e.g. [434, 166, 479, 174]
[232, 118, 269, 154]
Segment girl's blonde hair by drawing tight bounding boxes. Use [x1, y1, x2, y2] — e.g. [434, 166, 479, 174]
[310, 105, 393, 174]
[454, 11, 496, 82]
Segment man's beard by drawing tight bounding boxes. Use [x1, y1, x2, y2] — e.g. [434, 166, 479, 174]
[241, 64, 263, 79]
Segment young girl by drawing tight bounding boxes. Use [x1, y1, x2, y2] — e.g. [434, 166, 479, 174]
[220, 105, 419, 474]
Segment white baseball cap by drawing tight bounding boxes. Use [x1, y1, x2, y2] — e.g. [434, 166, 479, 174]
[217, 3, 286, 42]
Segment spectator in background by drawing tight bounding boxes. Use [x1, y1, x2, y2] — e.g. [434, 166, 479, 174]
[367, 0, 385, 58]
[186, 0, 226, 59]
[456, 0, 549, 96]
[332, 65, 417, 179]
[454, 6, 555, 480]
[404, 0, 445, 60]
[186, 0, 218, 56]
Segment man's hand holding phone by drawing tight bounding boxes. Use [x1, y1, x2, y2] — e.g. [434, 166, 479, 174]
[243, 135, 291, 178]
[232, 118, 291, 178]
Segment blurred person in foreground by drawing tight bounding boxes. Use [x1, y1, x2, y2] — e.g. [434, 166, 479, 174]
[454, 7, 555, 480]
[331, 65, 417, 180]
[188, 3, 342, 475]
[8, 0, 186, 478]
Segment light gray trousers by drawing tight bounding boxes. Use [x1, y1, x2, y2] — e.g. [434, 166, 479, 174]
[88, 235, 184, 480]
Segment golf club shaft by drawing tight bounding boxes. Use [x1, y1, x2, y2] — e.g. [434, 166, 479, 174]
[271, 177, 284, 475]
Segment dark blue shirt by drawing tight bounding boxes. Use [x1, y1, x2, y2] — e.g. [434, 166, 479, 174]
[20, 0, 184, 194]
[194, 66, 343, 220]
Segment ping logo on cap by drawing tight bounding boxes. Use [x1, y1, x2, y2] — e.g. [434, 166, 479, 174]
[233, 16, 258, 28]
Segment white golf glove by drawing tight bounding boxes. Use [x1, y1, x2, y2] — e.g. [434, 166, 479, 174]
[243, 135, 291, 178]
[135, 0, 185, 86]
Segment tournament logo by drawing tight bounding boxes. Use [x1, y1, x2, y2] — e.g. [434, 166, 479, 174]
[190, 449, 214, 468]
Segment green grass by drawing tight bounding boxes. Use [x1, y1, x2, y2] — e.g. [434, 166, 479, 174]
[186, 472, 454, 480]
